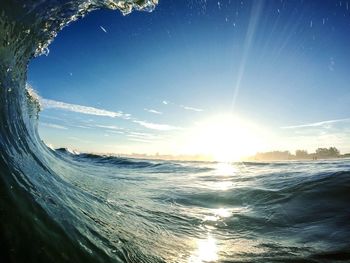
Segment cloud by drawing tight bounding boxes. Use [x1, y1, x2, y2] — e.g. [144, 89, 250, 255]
[127, 131, 161, 140]
[41, 98, 128, 119]
[40, 98, 179, 132]
[29, 85, 180, 135]
[41, 123, 68, 130]
[93, 124, 125, 134]
[281, 118, 350, 129]
[144, 108, 162, 115]
[106, 130, 125, 135]
[94, 125, 124, 130]
[133, 120, 180, 131]
[128, 138, 154, 143]
[180, 105, 204, 112]
[162, 99, 203, 112]
[73, 125, 91, 129]
[28, 84, 131, 120]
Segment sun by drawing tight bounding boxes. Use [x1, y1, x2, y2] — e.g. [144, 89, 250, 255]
[183, 114, 263, 162]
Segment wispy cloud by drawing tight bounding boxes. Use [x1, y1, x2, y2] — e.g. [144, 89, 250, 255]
[73, 125, 91, 129]
[105, 130, 125, 135]
[127, 131, 160, 140]
[180, 105, 204, 112]
[41, 123, 68, 130]
[40, 114, 66, 122]
[133, 120, 181, 131]
[94, 124, 124, 130]
[41, 98, 128, 119]
[144, 108, 162, 115]
[28, 86, 180, 135]
[162, 99, 204, 112]
[128, 138, 154, 143]
[281, 118, 350, 129]
[41, 98, 179, 132]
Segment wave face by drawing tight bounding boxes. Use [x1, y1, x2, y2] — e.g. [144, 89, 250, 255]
[1, 1, 350, 262]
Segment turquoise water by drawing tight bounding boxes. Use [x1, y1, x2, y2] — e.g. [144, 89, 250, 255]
[46, 152, 350, 262]
[1, 1, 350, 262]
[3, 144, 350, 262]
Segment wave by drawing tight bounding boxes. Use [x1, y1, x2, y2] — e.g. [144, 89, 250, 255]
[1, 1, 350, 262]
[0, 1, 158, 262]
[55, 148, 214, 175]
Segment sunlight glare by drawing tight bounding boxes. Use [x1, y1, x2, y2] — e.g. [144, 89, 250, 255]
[203, 208, 232, 222]
[214, 208, 231, 218]
[184, 114, 263, 162]
[188, 235, 218, 263]
[215, 162, 236, 176]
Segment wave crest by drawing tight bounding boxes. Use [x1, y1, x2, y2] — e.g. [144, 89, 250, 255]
[0, 1, 158, 262]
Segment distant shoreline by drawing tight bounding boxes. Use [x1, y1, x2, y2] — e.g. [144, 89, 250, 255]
[243, 156, 350, 162]
[52, 146, 350, 163]
[244, 147, 350, 162]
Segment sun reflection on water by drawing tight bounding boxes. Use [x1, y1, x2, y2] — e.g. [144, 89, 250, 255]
[188, 235, 218, 263]
[203, 208, 232, 222]
[214, 181, 232, 191]
[186, 163, 248, 262]
[215, 162, 236, 176]
[214, 208, 231, 218]
[208, 162, 236, 191]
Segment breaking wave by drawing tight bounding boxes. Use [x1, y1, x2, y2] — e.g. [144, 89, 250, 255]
[1, 1, 350, 262]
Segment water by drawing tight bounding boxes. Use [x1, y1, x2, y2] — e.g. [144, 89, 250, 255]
[3, 148, 350, 263]
[1, 0, 350, 262]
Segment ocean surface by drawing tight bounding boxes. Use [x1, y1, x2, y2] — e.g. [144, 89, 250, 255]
[1, 0, 350, 262]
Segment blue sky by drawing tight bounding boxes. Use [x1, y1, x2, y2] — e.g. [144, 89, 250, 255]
[28, 0, 350, 158]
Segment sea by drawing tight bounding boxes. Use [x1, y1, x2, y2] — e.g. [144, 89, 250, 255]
[1, 1, 350, 262]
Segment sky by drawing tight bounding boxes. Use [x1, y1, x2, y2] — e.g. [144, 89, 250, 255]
[28, 0, 350, 160]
